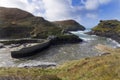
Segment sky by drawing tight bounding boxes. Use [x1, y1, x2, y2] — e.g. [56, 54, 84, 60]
[0, 0, 120, 28]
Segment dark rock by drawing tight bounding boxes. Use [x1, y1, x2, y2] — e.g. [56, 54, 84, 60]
[50, 34, 83, 45]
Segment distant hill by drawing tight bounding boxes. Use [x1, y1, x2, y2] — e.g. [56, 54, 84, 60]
[88, 20, 120, 43]
[53, 20, 85, 32]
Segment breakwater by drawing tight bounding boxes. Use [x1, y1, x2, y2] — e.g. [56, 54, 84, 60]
[11, 39, 51, 58]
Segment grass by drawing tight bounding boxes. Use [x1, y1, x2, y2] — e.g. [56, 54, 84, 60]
[0, 45, 119, 80]
[53, 20, 85, 30]
[92, 20, 120, 33]
[0, 16, 63, 39]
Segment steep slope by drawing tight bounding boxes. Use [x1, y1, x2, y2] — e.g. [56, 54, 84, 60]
[0, 7, 62, 39]
[53, 20, 85, 32]
[0, 7, 83, 44]
[88, 20, 120, 43]
[0, 7, 34, 21]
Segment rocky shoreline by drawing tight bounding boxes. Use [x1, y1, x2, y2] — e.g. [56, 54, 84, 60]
[87, 30, 120, 43]
[87, 20, 120, 43]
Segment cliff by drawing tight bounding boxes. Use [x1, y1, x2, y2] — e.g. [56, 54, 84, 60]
[53, 20, 85, 32]
[88, 20, 120, 43]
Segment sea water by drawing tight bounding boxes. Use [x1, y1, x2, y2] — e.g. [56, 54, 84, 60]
[0, 29, 120, 67]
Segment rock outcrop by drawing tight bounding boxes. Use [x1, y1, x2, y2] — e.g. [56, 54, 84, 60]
[50, 34, 83, 45]
[88, 20, 120, 43]
[53, 20, 85, 32]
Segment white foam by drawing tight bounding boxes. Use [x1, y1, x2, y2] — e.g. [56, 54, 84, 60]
[107, 38, 120, 48]
[71, 30, 120, 47]
[80, 37, 96, 41]
[71, 31, 97, 41]
[70, 31, 85, 35]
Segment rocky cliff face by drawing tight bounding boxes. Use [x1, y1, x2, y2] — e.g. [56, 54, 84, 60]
[88, 20, 120, 43]
[53, 20, 85, 32]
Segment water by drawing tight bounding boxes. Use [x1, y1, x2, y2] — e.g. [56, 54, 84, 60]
[0, 30, 120, 67]
[71, 30, 120, 48]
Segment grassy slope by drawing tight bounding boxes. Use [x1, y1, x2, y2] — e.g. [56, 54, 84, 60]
[0, 45, 119, 80]
[0, 7, 63, 39]
[92, 20, 120, 33]
[58, 48, 120, 80]
[53, 20, 85, 31]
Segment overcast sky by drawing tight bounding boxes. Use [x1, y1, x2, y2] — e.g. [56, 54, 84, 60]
[0, 0, 120, 28]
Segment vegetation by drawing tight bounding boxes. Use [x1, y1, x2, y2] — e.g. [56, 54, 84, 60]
[90, 20, 120, 43]
[0, 14, 63, 39]
[53, 20, 85, 32]
[0, 45, 119, 80]
[92, 20, 120, 33]
[0, 7, 119, 80]
[0, 68, 61, 80]
[0, 7, 86, 39]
